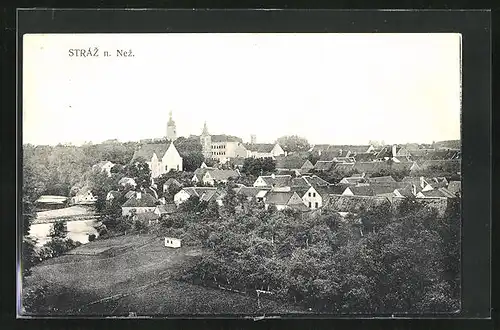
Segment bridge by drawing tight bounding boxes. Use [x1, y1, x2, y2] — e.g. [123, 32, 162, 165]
[32, 215, 101, 225]
[32, 205, 100, 225]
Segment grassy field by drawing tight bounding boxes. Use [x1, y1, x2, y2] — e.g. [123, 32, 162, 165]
[22, 234, 306, 316]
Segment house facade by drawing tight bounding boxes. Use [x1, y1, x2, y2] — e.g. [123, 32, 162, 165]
[245, 143, 286, 159]
[72, 187, 98, 205]
[199, 122, 248, 163]
[131, 142, 183, 178]
[121, 191, 158, 216]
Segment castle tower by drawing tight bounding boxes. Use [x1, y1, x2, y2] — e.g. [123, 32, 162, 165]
[250, 134, 256, 144]
[200, 121, 212, 159]
[167, 111, 177, 141]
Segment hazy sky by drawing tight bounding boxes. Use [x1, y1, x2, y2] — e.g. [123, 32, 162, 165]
[23, 33, 461, 146]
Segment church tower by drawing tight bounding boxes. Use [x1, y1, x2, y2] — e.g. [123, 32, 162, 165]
[200, 121, 212, 159]
[166, 111, 177, 141]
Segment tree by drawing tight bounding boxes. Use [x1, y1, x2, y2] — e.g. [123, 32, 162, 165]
[276, 135, 310, 153]
[242, 157, 276, 176]
[49, 220, 68, 239]
[124, 158, 151, 189]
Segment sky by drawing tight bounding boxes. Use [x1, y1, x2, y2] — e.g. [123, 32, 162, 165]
[23, 33, 461, 146]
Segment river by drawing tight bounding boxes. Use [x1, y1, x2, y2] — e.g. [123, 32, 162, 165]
[29, 219, 100, 247]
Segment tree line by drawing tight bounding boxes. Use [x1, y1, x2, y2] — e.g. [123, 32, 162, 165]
[149, 187, 460, 314]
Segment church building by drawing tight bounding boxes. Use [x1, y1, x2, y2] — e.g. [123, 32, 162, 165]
[131, 112, 183, 178]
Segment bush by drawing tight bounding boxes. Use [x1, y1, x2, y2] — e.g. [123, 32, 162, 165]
[88, 234, 96, 242]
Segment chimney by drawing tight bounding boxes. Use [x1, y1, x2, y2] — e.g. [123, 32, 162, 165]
[271, 173, 276, 179]
[284, 151, 288, 157]
[412, 184, 416, 196]
[392, 144, 397, 157]
[136, 192, 142, 200]
[419, 176, 425, 189]
[318, 150, 322, 156]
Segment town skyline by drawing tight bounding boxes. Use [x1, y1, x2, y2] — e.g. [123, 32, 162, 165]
[23, 33, 461, 146]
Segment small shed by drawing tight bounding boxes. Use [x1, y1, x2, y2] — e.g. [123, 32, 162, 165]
[164, 237, 182, 248]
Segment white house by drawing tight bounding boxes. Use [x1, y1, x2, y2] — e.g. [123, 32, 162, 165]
[174, 187, 223, 206]
[131, 142, 183, 178]
[165, 237, 182, 248]
[201, 169, 240, 186]
[72, 187, 98, 205]
[301, 186, 324, 210]
[245, 143, 285, 159]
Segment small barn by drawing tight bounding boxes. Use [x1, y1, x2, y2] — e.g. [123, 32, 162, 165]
[164, 237, 182, 248]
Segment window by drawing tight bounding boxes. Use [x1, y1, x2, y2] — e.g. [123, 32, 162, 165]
[313, 192, 316, 197]
[308, 202, 311, 208]
[315, 202, 319, 208]
[308, 192, 311, 197]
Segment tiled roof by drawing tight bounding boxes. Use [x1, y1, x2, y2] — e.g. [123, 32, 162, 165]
[368, 176, 396, 183]
[206, 169, 240, 181]
[331, 184, 351, 194]
[291, 177, 311, 188]
[420, 188, 455, 198]
[334, 163, 355, 172]
[303, 175, 330, 187]
[341, 176, 365, 185]
[131, 144, 169, 162]
[314, 160, 334, 171]
[236, 186, 263, 198]
[182, 187, 217, 197]
[391, 161, 414, 171]
[345, 185, 376, 196]
[259, 175, 293, 187]
[395, 185, 416, 197]
[122, 192, 158, 208]
[211, 135, 243, 143]
[244, 143, 275, 153]
[352, 162, 383, 173]
[354, 153, 375, 162]
[290, 187, 310, 198]
[319, 151, 347, 161]
[265, 191, 295, 205]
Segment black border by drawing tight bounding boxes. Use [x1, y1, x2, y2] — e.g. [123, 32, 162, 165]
[12, 7, 491, 325]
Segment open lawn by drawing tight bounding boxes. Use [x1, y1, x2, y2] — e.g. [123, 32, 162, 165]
[22, 234, 306, 316]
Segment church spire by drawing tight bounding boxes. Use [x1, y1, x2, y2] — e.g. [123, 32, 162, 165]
[202, 121, 209, 135]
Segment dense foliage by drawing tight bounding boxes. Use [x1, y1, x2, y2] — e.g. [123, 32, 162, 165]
[276, 135, 311, 153]
[156, 191, 460, 314]
[241, 157, 276, 176]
